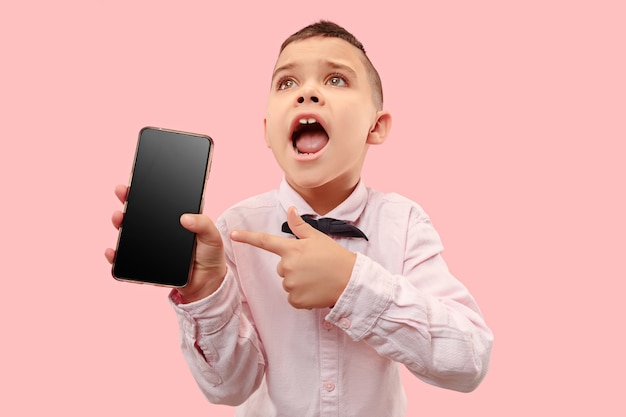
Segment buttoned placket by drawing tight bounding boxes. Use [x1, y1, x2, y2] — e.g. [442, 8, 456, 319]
[317, 234, 364, 416]
[318, 307, 340, 416]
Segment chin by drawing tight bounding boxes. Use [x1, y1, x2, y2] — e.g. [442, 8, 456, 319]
[289, 170, 357, 192]
[287, 175, 329, 190]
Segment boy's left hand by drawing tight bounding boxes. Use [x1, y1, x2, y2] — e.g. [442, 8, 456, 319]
[230, 206, 356, 309]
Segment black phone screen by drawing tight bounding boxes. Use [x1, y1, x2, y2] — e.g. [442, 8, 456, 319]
[112, 127, 213, 287]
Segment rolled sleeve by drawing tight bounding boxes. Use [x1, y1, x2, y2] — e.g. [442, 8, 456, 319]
[168, 272, 241, 388]
[170, 271, 240, 335]
[325, 252, 394, 341]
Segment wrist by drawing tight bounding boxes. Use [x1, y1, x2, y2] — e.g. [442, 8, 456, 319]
[177, 267, 227, 304]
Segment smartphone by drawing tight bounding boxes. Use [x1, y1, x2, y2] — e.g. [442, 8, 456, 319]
[112, 127, 214, 288]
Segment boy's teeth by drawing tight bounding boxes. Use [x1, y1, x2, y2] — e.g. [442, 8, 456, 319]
[299, 118, 317, 124]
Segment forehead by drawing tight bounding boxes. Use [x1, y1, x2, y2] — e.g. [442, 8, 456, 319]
[273, 36, 368, 76]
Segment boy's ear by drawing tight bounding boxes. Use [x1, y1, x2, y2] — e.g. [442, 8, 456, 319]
[366, 111, 392, 145]
[263, 117, 271, 147]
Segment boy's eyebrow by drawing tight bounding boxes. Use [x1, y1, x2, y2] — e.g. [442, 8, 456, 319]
[271, 60, 358, 81]
[272, 63, 297, 80]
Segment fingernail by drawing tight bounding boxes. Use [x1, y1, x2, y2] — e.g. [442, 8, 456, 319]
[181, 214, 194, 227]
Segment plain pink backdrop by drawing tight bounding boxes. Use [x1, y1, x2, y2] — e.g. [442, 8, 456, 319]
[1, 1, 624, 415]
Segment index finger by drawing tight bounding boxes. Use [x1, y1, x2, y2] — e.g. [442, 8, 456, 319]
[230, 230, 291, 256]
[114, 184, 128, 203]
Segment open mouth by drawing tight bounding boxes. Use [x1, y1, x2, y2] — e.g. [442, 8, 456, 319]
[291, 117, 329, 155]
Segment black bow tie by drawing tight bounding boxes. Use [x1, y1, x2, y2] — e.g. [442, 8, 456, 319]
[282, 215, 368, 241]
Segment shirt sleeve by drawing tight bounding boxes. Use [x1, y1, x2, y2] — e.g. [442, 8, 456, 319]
[325, 211, 493, 393]
[168, 221, 266, 406]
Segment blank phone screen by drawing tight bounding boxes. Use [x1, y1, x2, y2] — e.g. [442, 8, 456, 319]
[112, 127, 213, 287]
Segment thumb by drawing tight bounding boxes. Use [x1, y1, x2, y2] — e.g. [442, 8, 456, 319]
[180, 213, 222, 247]
[286, 206, 318, 239]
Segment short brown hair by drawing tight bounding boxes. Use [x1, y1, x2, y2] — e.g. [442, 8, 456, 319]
[279, 20, 384, 110]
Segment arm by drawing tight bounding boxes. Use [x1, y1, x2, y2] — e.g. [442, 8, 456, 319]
[169, 270, 265, 405]
[169, 216, 266, 406]
[325, 214, 493, 392]
[106, 184, 266, 404]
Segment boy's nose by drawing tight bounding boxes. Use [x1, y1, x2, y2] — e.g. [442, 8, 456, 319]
[297, 96, 319, 103]
[296, 84, 324, 105]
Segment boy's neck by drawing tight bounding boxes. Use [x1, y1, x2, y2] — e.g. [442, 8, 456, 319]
[289, 178, 360, 216]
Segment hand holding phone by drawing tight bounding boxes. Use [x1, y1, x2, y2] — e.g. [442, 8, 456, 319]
[106, 186, 227, 301]
[111, 127, 217, 288]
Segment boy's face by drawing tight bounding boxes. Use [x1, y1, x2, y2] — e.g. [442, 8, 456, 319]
[264, 36, 390, 199]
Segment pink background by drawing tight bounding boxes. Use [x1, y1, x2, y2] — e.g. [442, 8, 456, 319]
[2, 1, 624, 415]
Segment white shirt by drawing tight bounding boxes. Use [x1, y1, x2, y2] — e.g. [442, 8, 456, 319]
[170, 179, 493, 417]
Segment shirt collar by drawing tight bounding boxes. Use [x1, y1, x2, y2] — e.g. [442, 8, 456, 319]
[278, 177, 368, 222]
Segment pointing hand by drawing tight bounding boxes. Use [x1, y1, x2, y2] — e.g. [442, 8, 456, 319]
[230, 206, 356, 309]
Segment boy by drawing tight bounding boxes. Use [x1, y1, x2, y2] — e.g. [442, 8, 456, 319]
[106, 20, 492, 417]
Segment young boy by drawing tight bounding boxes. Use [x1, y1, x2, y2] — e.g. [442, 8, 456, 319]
[107, 20, 492, 417]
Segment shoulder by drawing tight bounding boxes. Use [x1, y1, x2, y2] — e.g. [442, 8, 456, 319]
[216, 189, 280, 229]
[364, 187, 444, 252]
[365, 187, 431, 224]
[225, 188, 279, 212]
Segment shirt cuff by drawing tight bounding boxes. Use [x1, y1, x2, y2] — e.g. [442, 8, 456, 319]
[325, 252, 394, 340]
[168, 269, 240, 335]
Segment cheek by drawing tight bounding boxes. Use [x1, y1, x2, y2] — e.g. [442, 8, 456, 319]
[340, 102, 375, 129]
[264, 120, 281, 147]
[334, 116, 372, 146]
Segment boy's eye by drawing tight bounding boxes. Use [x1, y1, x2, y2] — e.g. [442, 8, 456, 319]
[326, 76, 347, 87]
[278, 78, 298, 90]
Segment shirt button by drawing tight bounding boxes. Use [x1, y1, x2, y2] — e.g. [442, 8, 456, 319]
[322, 321, 333, 330]
[338, 318, 351, 329]
[323, 381, 335, 392]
